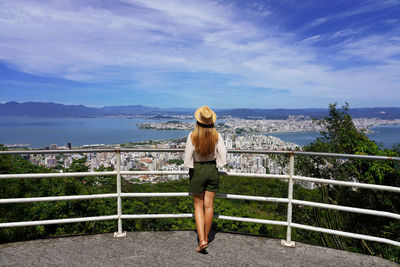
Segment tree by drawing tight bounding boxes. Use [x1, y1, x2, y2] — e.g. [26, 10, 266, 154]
[295, 103, 400, 261]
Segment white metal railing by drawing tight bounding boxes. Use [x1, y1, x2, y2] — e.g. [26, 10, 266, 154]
[0, 148, 399, 247]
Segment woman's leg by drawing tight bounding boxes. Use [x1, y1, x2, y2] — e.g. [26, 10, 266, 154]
[204, 190, 215, 243]
[193, 192, 206, 246]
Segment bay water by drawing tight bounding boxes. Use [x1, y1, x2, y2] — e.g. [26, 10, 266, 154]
[0, 116, 191, 148]
[0, 116, 398, 149]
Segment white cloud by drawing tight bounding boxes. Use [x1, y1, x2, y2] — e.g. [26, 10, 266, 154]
[0, 0, 399, 107]
[338, 34, 400, 63]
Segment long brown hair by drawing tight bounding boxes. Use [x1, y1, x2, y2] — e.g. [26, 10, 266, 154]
[191, 123, 219, 156]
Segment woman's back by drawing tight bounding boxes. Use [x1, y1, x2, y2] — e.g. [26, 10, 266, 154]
[182, 105, 227, 252]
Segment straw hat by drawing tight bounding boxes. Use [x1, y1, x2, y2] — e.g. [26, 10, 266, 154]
[195, 106, 216, 125]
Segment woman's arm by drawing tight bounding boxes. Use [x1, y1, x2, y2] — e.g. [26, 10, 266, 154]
[216, 133, 227, 168]
[184, 133, 194, 168]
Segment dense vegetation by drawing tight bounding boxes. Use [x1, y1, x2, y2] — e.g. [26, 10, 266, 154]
[293, 103, 400, 262]
[0, 103, 399, 262]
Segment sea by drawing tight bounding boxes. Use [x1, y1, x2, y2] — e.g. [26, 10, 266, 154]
[0, 116, 399, 149]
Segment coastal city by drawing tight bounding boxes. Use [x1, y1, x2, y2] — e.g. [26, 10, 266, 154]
[137, 116, 400, 134]
[26, 133, 296, 184]
[21, 117, 400, 185]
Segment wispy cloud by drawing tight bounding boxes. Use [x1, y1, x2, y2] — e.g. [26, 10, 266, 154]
[0, 0, 399, 108]
[303, 0, 400, 32]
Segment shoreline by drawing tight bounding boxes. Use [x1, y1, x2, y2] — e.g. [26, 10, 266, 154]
[3, 137, 189, 150]
[1, 117, 399, 149]
[4, 125, 400, 150]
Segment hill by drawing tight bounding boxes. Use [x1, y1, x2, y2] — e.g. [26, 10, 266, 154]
[1, 101, 400, 119]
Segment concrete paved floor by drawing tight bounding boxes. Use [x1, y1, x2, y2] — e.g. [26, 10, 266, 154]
[0, 231, 397, 267]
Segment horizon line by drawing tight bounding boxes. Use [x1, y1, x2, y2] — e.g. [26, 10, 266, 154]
[1, 101, 400, 110]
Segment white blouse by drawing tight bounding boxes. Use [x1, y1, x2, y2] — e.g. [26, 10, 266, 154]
[184, 132, 227, 168]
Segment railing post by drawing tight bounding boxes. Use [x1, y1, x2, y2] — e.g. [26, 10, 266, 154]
[281, 153, 295, 247]
[114, 148, 126, 237]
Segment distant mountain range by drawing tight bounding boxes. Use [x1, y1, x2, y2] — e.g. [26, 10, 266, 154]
[1, 101, 400, 119]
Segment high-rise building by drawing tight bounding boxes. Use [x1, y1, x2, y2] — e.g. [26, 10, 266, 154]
[50, 144, 57, 150]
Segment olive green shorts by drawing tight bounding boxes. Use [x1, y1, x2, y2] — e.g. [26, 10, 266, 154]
[189, 162, 219, 194]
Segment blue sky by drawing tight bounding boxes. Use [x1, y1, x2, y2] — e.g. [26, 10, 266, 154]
[0, 0, 399, 108]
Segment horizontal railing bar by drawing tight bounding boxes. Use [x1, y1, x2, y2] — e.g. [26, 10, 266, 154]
[0, 148, 186, 155]
[292, 151, 400, 161]
[225, 173, 289, 179]
[230, 150, 400, 161]
[217, 194, 289, 203]
[5, 193, 395, 220]
[122, 171, 288, 180]
[0, 171, 188, 180]
[215, 215, 288, 226]
[0, 213, 288, 228]
[0, 192, 289, 204]
[292, 200, 400, 220]
[110, 148, 185, 153]
[0, 215, 118, 228]
[121, 192, 190, 198]
[0, 194, 118, 204]
[120, 171, 187, 176]
[120, 192, 289, 203]
[0, 171, 286, 181]
[0, 171, 285, 181]
[227, 150, 292, 155]
[0, 171, 117, 180]
[293, 176, 400, 193]
[121, 214, 193, 219]
[1, 148, 399, 161]
[121, 213, 288, 226]
[291, 223, 400, 247]
[0, 148, 118, 155]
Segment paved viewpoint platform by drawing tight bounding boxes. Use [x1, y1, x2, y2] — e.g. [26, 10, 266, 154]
[0, 231, 397, 266]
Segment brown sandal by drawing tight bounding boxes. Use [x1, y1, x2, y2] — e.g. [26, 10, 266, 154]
[196, 241, 208, 252]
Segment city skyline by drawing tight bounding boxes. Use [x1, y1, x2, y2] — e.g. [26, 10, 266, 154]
[1, 1, 400, 108]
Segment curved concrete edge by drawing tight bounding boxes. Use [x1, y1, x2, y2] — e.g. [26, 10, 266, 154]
[0, 231, 398, 267]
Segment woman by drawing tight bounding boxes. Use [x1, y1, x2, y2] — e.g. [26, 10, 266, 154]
[184, 106, 227, 252]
